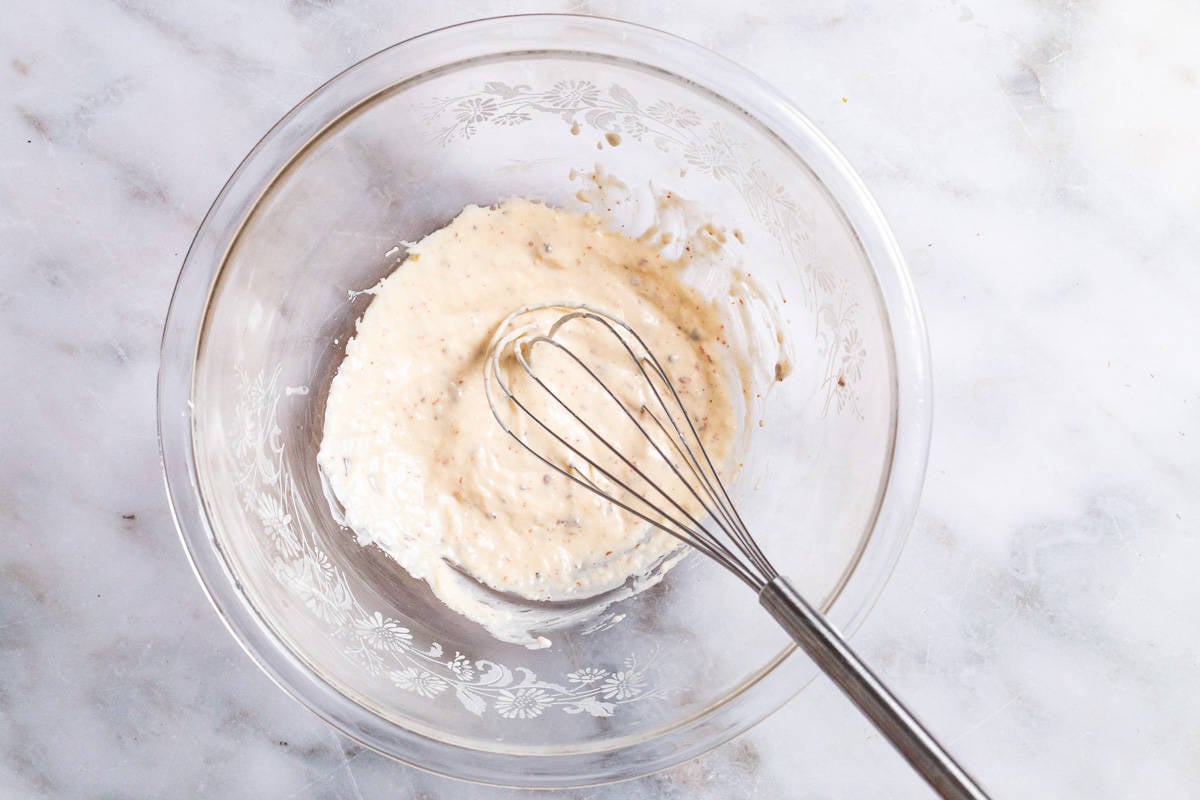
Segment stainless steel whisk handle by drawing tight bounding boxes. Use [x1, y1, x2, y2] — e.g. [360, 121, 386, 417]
[760, 577, 991, 800]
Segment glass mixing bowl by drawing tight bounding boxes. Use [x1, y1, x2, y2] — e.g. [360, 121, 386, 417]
[158, 15, 931, 788]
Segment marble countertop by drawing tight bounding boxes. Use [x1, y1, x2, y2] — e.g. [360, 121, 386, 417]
[3, 1, 1198, 796]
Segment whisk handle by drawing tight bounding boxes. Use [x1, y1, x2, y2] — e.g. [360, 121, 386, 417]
[760, 577, 990, 800]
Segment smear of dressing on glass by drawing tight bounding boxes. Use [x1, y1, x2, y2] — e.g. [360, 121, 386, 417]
[320, 199, 771, 647]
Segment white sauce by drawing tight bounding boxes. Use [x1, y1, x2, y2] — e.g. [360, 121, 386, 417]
[319, 200, 742, 647]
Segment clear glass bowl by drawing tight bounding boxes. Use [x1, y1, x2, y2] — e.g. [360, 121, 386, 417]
[158, 15, 930, 788]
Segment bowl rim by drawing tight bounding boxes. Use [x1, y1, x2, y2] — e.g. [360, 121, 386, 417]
[158, 13, 931, 788]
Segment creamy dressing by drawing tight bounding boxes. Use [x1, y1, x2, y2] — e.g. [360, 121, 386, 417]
[319, 200, 742, 647]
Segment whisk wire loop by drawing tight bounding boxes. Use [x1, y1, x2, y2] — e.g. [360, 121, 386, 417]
[484, 305, 771, 589]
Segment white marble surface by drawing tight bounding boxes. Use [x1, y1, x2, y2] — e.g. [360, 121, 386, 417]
[2, 1, 1198, 796]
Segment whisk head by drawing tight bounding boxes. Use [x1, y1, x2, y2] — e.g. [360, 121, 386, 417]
[483, 304, 777, 591]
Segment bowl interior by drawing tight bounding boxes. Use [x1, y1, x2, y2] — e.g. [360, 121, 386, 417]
[181, 20, 904, 785]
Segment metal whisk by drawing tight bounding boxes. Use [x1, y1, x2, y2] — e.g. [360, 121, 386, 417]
[484, 304, 989, 800]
